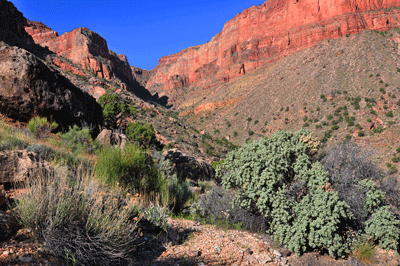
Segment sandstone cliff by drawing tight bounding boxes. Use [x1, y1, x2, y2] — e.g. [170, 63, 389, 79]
[146, 0, 400, 104]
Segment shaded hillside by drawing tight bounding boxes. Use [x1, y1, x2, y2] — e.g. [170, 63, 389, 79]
[179, 29, 400, 169]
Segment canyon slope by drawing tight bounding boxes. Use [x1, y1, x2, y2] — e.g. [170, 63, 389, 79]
[147, 0, 400, 107]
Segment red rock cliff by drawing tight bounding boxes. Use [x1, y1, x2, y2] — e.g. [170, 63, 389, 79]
[25, 21, 135, 90]
[147, 0, 400, 99]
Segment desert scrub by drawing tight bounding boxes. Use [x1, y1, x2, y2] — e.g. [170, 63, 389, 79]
[218, 131, 400, 257]
[58, 125, 99, 154]
[95, 144, 166, 195]
[97, 93, 128, 128]
[125, 121, 161, 149]
[218, 130, 353, 257]
[14, 167, 139, 266]
[27, 116, 58, 138]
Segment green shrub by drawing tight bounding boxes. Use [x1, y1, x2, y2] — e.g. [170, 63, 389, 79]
[26, 144, 56, 161]
[386, 111, 393, 117]
[0, 137, 29, 151]
[125, 122, 160, 149]
[352, 238, 375, 265]
[247, 117, 252, 122]
[365, 206, 400, 251]
[96, 144, 165, 194]
[27, 117, 58, 138]
[211, 160, 225, 170]
[98, 93, 127, 128]
[58, 125, 98, 154]
[167, 176, 193, 214]
[14, 169, 139, 266]
[219, 130, 354, 257]
[358, 131, 365, 137]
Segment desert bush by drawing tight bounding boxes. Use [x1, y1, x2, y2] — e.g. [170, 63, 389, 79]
[218, 130, 354, 257]
[125, 122, 160, 149]
[191, 186, 268, 233]
[167, 176, 193, 214]
[365, 206, 400, 251]
[14, 167, 139, 266]
[352, 237, 375, 264]
[58, 125, 99, 154]
[95, 144, 166, 195]
[27, 117, 58, 138]
[218, 131, 400, 257]
[0, 137, 29, 151]
[320, 142, 385, 227]
[26, 144, 56, 161]
[98, 93, 128, 128]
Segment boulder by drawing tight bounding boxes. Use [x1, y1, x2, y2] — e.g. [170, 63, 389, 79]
[0, 150, 53, 184]
[0, 210, 19, 241]
[0, 45, 103, 136]
[96, 129, 128, 150]
[162, 149, 215, 181]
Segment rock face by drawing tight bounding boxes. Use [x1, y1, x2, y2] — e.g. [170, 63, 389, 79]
[0, 0, 34, 48]
[0, 45, 103, 135]
[147, 0, 400, 102]
[96, 129, 128, 150]
[0, 210, 19, 241]
[25, 21, 154, 100]
[163, 149, 215, 180]
[0, 150, 53, 184]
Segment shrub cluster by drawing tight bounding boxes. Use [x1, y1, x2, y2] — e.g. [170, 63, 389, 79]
[95, 144, 165, 195]
[214, 130, 400, 257]
[14, 168, 139, 266]
[125, 122, 161, 149]
[58, 125, 99, 154]
[27, 117, 58, 138]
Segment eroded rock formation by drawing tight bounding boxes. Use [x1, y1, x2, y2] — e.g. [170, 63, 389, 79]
[0, 45, 103, 135]
[147, 0, 400, 102]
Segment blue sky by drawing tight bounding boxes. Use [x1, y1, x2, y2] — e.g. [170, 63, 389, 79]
[10, 0, 265, 70]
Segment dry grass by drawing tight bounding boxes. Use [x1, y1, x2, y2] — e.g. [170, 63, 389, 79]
[352, 238, 376, 265]
[13, 165, 140, 266]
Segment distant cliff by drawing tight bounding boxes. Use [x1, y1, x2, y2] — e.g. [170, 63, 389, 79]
[146, 0, 400, 103]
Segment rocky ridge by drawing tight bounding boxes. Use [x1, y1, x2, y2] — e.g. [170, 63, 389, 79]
[146, 0, 400, 106]
[25, 21, 155, 100]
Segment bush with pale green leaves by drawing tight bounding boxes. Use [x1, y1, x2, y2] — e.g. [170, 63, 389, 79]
[217, 130, 400, 257]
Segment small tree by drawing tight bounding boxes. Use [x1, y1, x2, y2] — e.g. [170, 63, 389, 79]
[125, 122, 160, 149]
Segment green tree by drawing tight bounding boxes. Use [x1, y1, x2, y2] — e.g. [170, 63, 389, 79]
[125, 122, 160, 149]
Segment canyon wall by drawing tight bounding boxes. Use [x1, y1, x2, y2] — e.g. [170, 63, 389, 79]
[146, 0, 400, 101]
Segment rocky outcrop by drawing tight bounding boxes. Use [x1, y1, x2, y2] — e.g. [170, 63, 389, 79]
[25, 23, 131, 82]
[0, 45, 103, 135]
[96, 129, 128, 150]
[132, 66, 152, 87]
[162, 149, 215, 180]
[0, 0, 34, 48]
[25, 21, 155, 100]
[147, 0, 400, 102]
[0, 210, 19, 241]
[0, 150, 53, 184]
